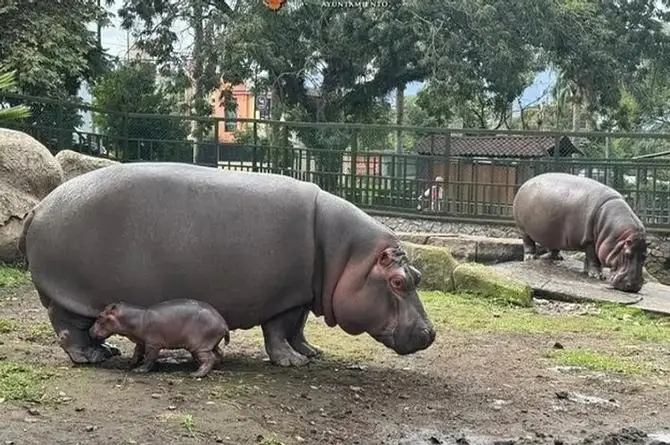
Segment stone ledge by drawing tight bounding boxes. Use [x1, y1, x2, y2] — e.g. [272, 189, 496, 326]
[401, 241, 532, 306]
[397, 232, 524, 264]
[452, 262, 533, 307]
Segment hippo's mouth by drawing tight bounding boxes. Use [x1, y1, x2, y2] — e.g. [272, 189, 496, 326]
[370, 331, 396, 350]
[609, 271, 644, 293]
[370, 329, 436, 355]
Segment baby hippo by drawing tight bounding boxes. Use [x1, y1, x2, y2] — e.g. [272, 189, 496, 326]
[89, 299, 230, 378]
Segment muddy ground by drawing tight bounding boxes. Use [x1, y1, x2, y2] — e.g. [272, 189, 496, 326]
[1, 281, 670, 445]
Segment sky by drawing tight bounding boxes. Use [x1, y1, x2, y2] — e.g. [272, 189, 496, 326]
[80, 0, 557, 128]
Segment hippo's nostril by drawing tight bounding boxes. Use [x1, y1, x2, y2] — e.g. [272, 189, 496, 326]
[422, 327, 436, 344]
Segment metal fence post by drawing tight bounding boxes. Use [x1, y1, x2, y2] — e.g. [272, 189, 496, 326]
[252, 120, 258, 173]
[350, 128, 359, 203]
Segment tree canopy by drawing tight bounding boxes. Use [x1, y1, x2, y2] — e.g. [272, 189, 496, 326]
[3, 0, 670, 159]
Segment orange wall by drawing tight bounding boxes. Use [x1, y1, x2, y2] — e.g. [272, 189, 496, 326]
[211, 83, 256, 143]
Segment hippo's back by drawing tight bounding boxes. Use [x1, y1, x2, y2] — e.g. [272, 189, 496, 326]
[512, 172, 622, 249]
[25, 162, 321, 328]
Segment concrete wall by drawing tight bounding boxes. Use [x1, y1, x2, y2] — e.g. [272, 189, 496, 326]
[371, 213, 670, 285]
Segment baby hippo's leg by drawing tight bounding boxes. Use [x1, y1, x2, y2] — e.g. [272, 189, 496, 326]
[129, 343, 145, 368]
[190, 350, 217, 378]
[132, 345, 160, 373]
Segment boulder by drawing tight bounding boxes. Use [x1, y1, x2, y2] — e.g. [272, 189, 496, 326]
[54, 149, 119, 182]
[452, 262, 533, 307]
[429, 234, 524, 264]
[0, 129, 64, 262]
[402, 242, 459, 292]
[397, 232, 524, 264]
[396, 232, 433, 245]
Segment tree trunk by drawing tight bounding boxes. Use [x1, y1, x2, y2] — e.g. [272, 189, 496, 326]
[190, 0, 205, 163]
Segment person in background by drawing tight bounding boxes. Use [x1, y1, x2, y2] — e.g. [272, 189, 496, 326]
[418, 176, 444, 212]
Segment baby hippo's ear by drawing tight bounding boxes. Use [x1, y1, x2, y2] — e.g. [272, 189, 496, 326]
[102, 303, 119, 316]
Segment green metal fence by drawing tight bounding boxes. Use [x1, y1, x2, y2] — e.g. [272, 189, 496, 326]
[3, 92, 670, 232]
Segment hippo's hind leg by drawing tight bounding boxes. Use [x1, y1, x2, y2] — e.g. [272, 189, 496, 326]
[583, 243, 605, 280]
[42, 293, 120, 364]
[261, 305, 317, 367]
[521, 234, 538, 261]
[190, 350, 217, 378]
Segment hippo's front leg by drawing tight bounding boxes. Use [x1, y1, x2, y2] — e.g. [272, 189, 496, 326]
[45, 295, 120, 364]
[583, 243, 605, 280]
[261, 306, 314, 367]
[129, 343, 145, 368]
[288, 306, 322, 358]
[132, 345, 160, 373]
[539, 249, 564, 261]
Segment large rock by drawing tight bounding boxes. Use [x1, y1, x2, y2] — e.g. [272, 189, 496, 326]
[54, 149, 119, 182]
[396, 232, 524, 264]
[452, 262, 533, 307]
[402, 242, 459, 292]
[0, 128, 64, 262]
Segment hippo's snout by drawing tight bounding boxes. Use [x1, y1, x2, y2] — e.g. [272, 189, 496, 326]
[611, 271, 644, 293]
[613, 278, 643, 293]
[389, 323, 437, 355]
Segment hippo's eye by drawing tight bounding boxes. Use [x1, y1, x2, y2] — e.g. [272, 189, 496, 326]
[390, 277, 405, 291]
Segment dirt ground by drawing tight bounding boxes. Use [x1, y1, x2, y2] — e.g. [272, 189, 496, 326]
[1, 282, 670, 445]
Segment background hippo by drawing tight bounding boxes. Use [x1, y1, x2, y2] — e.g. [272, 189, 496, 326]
[19, 162, 435, 366]
[512, 172, 648, 293]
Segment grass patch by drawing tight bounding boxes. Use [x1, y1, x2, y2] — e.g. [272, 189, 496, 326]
[420, 291, 670, 344]
[545, 348, 647, 375]
[180, 413, 196, 435]
[0, 319, 55, 345]
[0, 317, 16, 333]
[0, 264, 28, 287]
[18, 322, 56, 344]
[0, 362, 55, 402]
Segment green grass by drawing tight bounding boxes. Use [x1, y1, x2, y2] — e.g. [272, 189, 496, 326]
[0, 318, 55, 344]
[18, 322, 56, 344]
[0, 264, 29, 287]
[0, 317, 16, 333]
[545, 348, 647, 375]
[420, 291, 670, 344]
[180, 413, 196, 435]
[0, 362, 55, 402]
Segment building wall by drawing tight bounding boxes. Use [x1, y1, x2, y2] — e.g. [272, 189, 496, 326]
[211, 83, 256, 143]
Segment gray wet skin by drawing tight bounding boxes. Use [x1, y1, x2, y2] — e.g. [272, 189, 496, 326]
[20, 162, 436, 367]
[513, 172, 648, 293]
[88, 299, 231, 378]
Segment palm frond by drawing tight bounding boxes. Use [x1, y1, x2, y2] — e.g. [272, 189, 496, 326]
[0, 69, 30, 122]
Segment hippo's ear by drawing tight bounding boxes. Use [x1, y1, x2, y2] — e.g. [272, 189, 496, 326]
[377, 247, 395, 268]
[102, 303, 119, 316]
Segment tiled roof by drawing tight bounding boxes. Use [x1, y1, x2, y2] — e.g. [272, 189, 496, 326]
[414, 134, 583, 158]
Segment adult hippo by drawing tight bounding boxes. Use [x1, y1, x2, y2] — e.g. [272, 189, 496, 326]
[19, 162, 435, 366]
[512, 172, 648, 293]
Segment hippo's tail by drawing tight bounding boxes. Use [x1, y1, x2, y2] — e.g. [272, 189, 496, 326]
[223, 330, 230, 346]
[17, 208, 35, 268]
